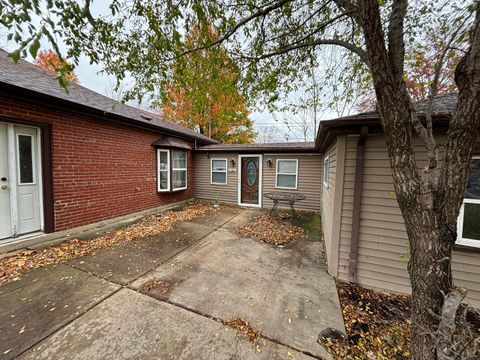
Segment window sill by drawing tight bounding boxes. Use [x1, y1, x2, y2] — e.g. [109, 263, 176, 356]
[157, 187, 188, 194]
[275, 186, 298, 190]
[211, 182, 228, 186]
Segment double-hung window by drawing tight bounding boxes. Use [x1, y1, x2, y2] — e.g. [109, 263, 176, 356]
[323, 155, 330, 188]
[172, 150, 187, 190]
[157, 149, 187, 192]
[211, 159, 227, 185]
[457, 156, 480, 248]
[275, 159, 298, 189]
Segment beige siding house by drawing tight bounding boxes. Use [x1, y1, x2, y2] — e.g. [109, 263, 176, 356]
[316, 94, 480, 308]
[194, 144, 322, 212]
[191, 93, 480, 308]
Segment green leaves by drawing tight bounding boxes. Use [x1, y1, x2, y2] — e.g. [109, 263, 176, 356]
[28, 37, 40, 58]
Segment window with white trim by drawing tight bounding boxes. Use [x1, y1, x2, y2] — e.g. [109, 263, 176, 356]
[211, 158, 227, 185]
[275, 159, 298, 189]
[457, 156, 480, 248]
[172, 150, 187, 190]
[157, 149, 187, 192]
[323, 155, 329, 188]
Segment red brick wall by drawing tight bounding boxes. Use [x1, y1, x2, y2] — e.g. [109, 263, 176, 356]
[0, 94, 195, 231]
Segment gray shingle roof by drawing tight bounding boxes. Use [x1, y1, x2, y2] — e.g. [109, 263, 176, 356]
[0, 49, 216, 144]
[198, 141, 316, 152]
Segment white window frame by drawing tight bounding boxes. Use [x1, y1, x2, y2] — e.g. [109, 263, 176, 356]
[275, 159, 298, 190]
[157, 149, 170, 192]
[210, 158, 228, 185]
[172, 150, 188, 191]
[457, 155, 480, 248]
[323, 155, 330, 188]
[16, 133, 36, 185]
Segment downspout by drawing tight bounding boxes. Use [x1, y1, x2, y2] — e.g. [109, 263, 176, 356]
[349, 125, 369, 283]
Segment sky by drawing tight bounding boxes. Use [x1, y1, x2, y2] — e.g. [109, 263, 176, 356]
[0, 2, 347, 143]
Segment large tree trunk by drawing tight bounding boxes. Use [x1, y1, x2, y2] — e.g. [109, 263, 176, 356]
[348, 0, 480, 358]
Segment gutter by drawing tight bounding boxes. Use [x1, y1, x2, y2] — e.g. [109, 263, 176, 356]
[349, 125, 369, 283]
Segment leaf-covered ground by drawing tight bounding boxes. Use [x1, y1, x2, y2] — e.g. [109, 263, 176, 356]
[0, 201, 217, 286]
[235, 212, 307, 245]
[322, 281, 480, 359]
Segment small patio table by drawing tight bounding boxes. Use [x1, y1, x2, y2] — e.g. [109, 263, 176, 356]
[263, 192, 306, 216]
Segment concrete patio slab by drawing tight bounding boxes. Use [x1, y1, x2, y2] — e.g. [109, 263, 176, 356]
[68, 222, 213, 284]
[221, 208, 260, 230]
[131, 227, 343, 359]
[188, 206, 244, 228]
[19, 288, 314, 360]
[0, 264, 120, 360]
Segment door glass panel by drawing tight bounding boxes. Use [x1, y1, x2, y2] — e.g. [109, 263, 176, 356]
[462, 202, 480, 241]
[465, 158, 480, 199]
[246, 160, 257, 186]
[18, 135, 33, 184]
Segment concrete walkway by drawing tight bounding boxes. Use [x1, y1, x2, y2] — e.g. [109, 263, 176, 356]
[0, 207, 344, 360]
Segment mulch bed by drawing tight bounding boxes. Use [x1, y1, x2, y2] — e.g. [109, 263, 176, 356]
[321, 281, 480, 359]
[0, 201, 217, 286]
[235, 213, 307, 245]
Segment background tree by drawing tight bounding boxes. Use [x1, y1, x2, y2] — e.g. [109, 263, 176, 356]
[357, 38, 462, 111]
[161, 25, 255, 144]
[2, 1, 480, 358]
[34, 49, 79, 83]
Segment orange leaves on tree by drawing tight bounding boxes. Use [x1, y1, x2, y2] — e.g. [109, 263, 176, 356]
[356, 43, 461, 112]
[34, 49, 79, 84]
[161, 25, 255, 144]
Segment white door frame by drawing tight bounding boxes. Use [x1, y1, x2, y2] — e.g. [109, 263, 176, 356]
[237, 154, 263, 208]
[1, 122, 44, 239]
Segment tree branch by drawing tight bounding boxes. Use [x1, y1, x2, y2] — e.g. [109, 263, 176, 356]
[178, 0, 294, 57]
[237, 37, 368, 64]
[387, 0, 407, 85]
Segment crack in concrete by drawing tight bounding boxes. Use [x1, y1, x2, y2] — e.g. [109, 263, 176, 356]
[14, 210, 324, 360]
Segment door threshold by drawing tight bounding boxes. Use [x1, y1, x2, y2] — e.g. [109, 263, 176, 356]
[1, 231, 45, 245]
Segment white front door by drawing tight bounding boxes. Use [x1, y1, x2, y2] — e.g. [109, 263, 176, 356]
[0, 123, 42, 240]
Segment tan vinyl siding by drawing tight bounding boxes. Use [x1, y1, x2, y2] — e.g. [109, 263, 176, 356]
[194, 152, 238, 204]
[321, 141, 337, 269]
[263, 154, 322, 212]
[194, 152, 322, 212]
[337, 133, 480, 308]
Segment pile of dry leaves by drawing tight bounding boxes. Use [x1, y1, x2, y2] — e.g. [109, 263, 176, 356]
[141, 278, 171, 295]
[236, 213, 307, 245]
[0, 201, 216, 286]
[223, 317, 261, 343]
[322, 281, 480, 359]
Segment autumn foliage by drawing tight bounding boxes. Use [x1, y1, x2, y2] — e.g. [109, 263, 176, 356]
[356, 45, 460, 112]
[161, 25, 255, 144]
[34, 49, 79, 83]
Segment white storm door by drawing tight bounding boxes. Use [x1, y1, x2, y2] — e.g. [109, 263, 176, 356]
[0, 124, 12, 239]
[14, 126, 42, 235]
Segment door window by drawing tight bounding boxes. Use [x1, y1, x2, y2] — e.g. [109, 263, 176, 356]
[17, 134, 34, 184]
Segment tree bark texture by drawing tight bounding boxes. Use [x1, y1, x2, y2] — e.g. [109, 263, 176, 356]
[349, 0, 480, 358]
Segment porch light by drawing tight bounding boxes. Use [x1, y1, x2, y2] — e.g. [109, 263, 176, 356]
[266, 158, 273, 167]
[229, 158, 236, 167]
